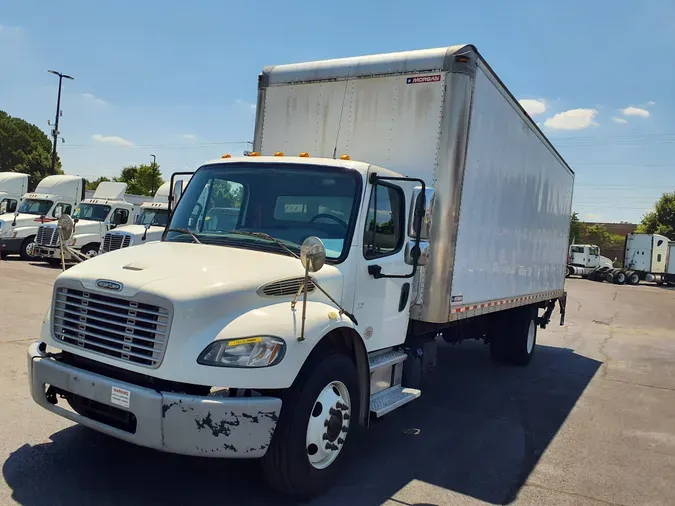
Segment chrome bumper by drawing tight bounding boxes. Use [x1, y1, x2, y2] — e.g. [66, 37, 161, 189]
[27, 343, 282, 458]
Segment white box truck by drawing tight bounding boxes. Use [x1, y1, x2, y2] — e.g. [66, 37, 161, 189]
[27, 45, 573, 499]
[35, 182, 151, 262]
[0, 172, 29, 214]
[665, 241, 675, 285]
[0, 175, 85, 260]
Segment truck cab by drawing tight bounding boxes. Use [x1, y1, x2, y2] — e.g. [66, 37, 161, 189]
[35, 182, 146, 261]
[99, 181, 176, 254]
[568, 244, 612, 269]
[0, 175, 85, 260]
[0, 172, 29, 215]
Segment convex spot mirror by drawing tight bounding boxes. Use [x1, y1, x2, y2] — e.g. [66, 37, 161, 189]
[408, 186, 435, 240]
[57, 214, 75, 242]
[300, 236, 326, 273]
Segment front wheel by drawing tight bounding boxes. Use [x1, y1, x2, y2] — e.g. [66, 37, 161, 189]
[261, 352, 359, 499]
[81, 244, 100, 260]
[19, 235, 38, 260]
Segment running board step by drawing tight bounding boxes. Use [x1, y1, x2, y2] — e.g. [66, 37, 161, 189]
[369, 349, 407, 371]
[370, 386, 421, 417]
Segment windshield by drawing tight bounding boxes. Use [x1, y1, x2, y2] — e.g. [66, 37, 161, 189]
[166, 162, 361, 261]
[139, 208, 169, 227]
[73, 204, 111, 222]
[17, 199, 53, 216]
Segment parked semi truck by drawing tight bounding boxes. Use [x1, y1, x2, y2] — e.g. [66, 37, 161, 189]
[665, 241, 675, 285]
[99, 179, 188, 255]
[576, 233, 671, 285]
[27, 45, 573, 498]
[35, 182, 151, 262]
[566, 244, 614, 277]
[0, 175, 85, 260]
[0, 172, 29, 214]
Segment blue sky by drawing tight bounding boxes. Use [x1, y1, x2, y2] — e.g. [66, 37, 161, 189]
[1, 0, 674, 223]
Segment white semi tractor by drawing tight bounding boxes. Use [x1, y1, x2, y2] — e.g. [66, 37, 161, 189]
[565, 244, 614, 277]
[0, 175, 85, 260]
[27, 45, 573, 498]
[35, 182, 151, 262]
[98, 180, 188, 255]
[0, 172, 29, 214]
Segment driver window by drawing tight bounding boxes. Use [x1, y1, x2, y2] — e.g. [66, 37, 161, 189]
[363, 184, 404, 259]
[52, 203, 72, 217]
[114, 208, 129, 225]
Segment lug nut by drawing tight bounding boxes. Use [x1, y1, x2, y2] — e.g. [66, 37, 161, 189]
[336, 402, 348, 410]
[341, 425, 348, 433]
[337, 438, 345, 445]
[324, 420, 329, 427]
[329, 408, 339, 416]
[322, 433, 329, 441]
[343, 413, 351, 420]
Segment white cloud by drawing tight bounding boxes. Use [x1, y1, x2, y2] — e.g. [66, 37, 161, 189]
[236, 99, 256, 112]
[82, 93, 108, 106]
[647, 101, 656, 106]
[620, 106, 650, 118]
[92, 134, 133, 146]
[182, 134, 196, 140]
[519, 98, 547, 116]
[612, 117, 628, 124]
[544, 109, 598, 130]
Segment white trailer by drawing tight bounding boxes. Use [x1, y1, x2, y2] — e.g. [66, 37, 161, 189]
[35, 182, 151, 262]
[0, 172, 29, 214]
[665, 241, 675, 285]
[27, 45, 573, 499]
[0, 175, 85, 260]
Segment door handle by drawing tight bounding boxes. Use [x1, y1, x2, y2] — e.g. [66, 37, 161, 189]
[398, 283, 411, 312]
[368, 265, 384, 279]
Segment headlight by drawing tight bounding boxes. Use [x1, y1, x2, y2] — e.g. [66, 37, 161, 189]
[68, 238, 77, 246]
[198, 336, 286, 368]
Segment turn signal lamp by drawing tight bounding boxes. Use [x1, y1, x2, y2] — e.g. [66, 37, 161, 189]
[339, 154, 351, 160]
[248, 152, 261, 157]
[221, 153, 231, 159]
[299, 152, 310, 157]
[274, 151, 284, 156]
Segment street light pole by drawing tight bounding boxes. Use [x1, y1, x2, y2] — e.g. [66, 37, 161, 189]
[150, 154, 157, 195]
[48, 70, 74, 175]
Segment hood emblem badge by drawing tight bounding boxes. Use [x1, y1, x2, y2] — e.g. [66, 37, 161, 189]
[96, 279, 123, 292]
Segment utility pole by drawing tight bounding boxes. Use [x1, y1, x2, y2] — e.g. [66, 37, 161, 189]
[150, 154, 157, 195]
[48, 70, 74, 175]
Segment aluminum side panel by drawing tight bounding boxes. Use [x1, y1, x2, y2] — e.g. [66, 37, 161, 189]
[449, 65, 574, 306]
[258, 75, 444, 180]
[667, 243, 675, 275]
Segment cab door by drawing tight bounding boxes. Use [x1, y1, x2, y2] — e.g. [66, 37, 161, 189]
[353, 173, 415, 352]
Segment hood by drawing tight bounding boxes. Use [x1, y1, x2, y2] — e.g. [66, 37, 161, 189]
[109, 224, 165, 238]
[58, 241, 343, 302]
[0, 213, 53, 235]
[72, 219, 106, 236]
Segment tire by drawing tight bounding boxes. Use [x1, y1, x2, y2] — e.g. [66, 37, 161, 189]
[490, 307, 537, 366]
[565, 266, 573, 278]
[80, 244, 100, 260]
[627, 272, 640, 285]
[261, 352, 359, 499]
[47, 258, 62, 267]
[613, 271, 626, 285]
[0, 250, 7, 260]
[19, 235, 38, 260]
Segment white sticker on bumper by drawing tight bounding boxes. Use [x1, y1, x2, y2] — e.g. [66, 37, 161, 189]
[111, 386, 130, 409]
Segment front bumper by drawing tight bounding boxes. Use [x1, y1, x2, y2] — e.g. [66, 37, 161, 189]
[27, 343, 282, 458]
[0, 237, 22, 255]
[36, 246, 62, 259]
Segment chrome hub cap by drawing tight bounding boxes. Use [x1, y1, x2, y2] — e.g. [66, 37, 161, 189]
[306, 380, 351, 470]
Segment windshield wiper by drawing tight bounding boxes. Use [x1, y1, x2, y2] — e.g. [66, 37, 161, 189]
[226, 230, 299, 258]
[166, 228, 202, 244]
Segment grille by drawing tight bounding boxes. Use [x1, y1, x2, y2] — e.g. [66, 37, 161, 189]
[102, 233, 132, 253]
[36, 226, 59, 247]
[53, 287, 170, 368]
[258, 277, 316, 297]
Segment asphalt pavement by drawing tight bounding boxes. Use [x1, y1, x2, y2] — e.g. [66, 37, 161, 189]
[1, 258, 674, 505]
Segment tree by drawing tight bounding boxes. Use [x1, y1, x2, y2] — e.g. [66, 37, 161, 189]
[0, 110, 62, 190]
[636, 192, 675, 239]
[115, 164, 164, 196]
[86, 176, 111, 191]
[569, 212, 581, 244]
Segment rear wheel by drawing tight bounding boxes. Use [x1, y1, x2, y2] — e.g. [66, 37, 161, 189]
[19, 235, 37, 260]
[261, 352, 359, 499]
[627, 272, 640, 285]
[614, 271, 627, 285]
[490, 306, 538, 366]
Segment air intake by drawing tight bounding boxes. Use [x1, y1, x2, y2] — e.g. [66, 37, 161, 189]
[258, 277, 316, 297]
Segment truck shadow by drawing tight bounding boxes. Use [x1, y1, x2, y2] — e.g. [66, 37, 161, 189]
[3, 342, 600, 506]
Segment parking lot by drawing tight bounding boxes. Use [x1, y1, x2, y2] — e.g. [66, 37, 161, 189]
[1, 259, 674, 506]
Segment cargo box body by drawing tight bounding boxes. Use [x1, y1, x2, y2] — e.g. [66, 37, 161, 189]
[254, 45, 574, 324]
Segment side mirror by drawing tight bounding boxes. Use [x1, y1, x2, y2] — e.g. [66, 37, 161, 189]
[405, 240, 430, 266]
[54, 207, 63, 219]
[300, 236, 326, 273]
[408, 186, 435, 240]
[0, 201, 6, 214]
[134, 215, 140, 225]
[173, 180, 184, 204]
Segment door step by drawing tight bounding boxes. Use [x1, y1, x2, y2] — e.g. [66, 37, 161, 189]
[369, 348, 407, 371]
[370, 386, 421, 417]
